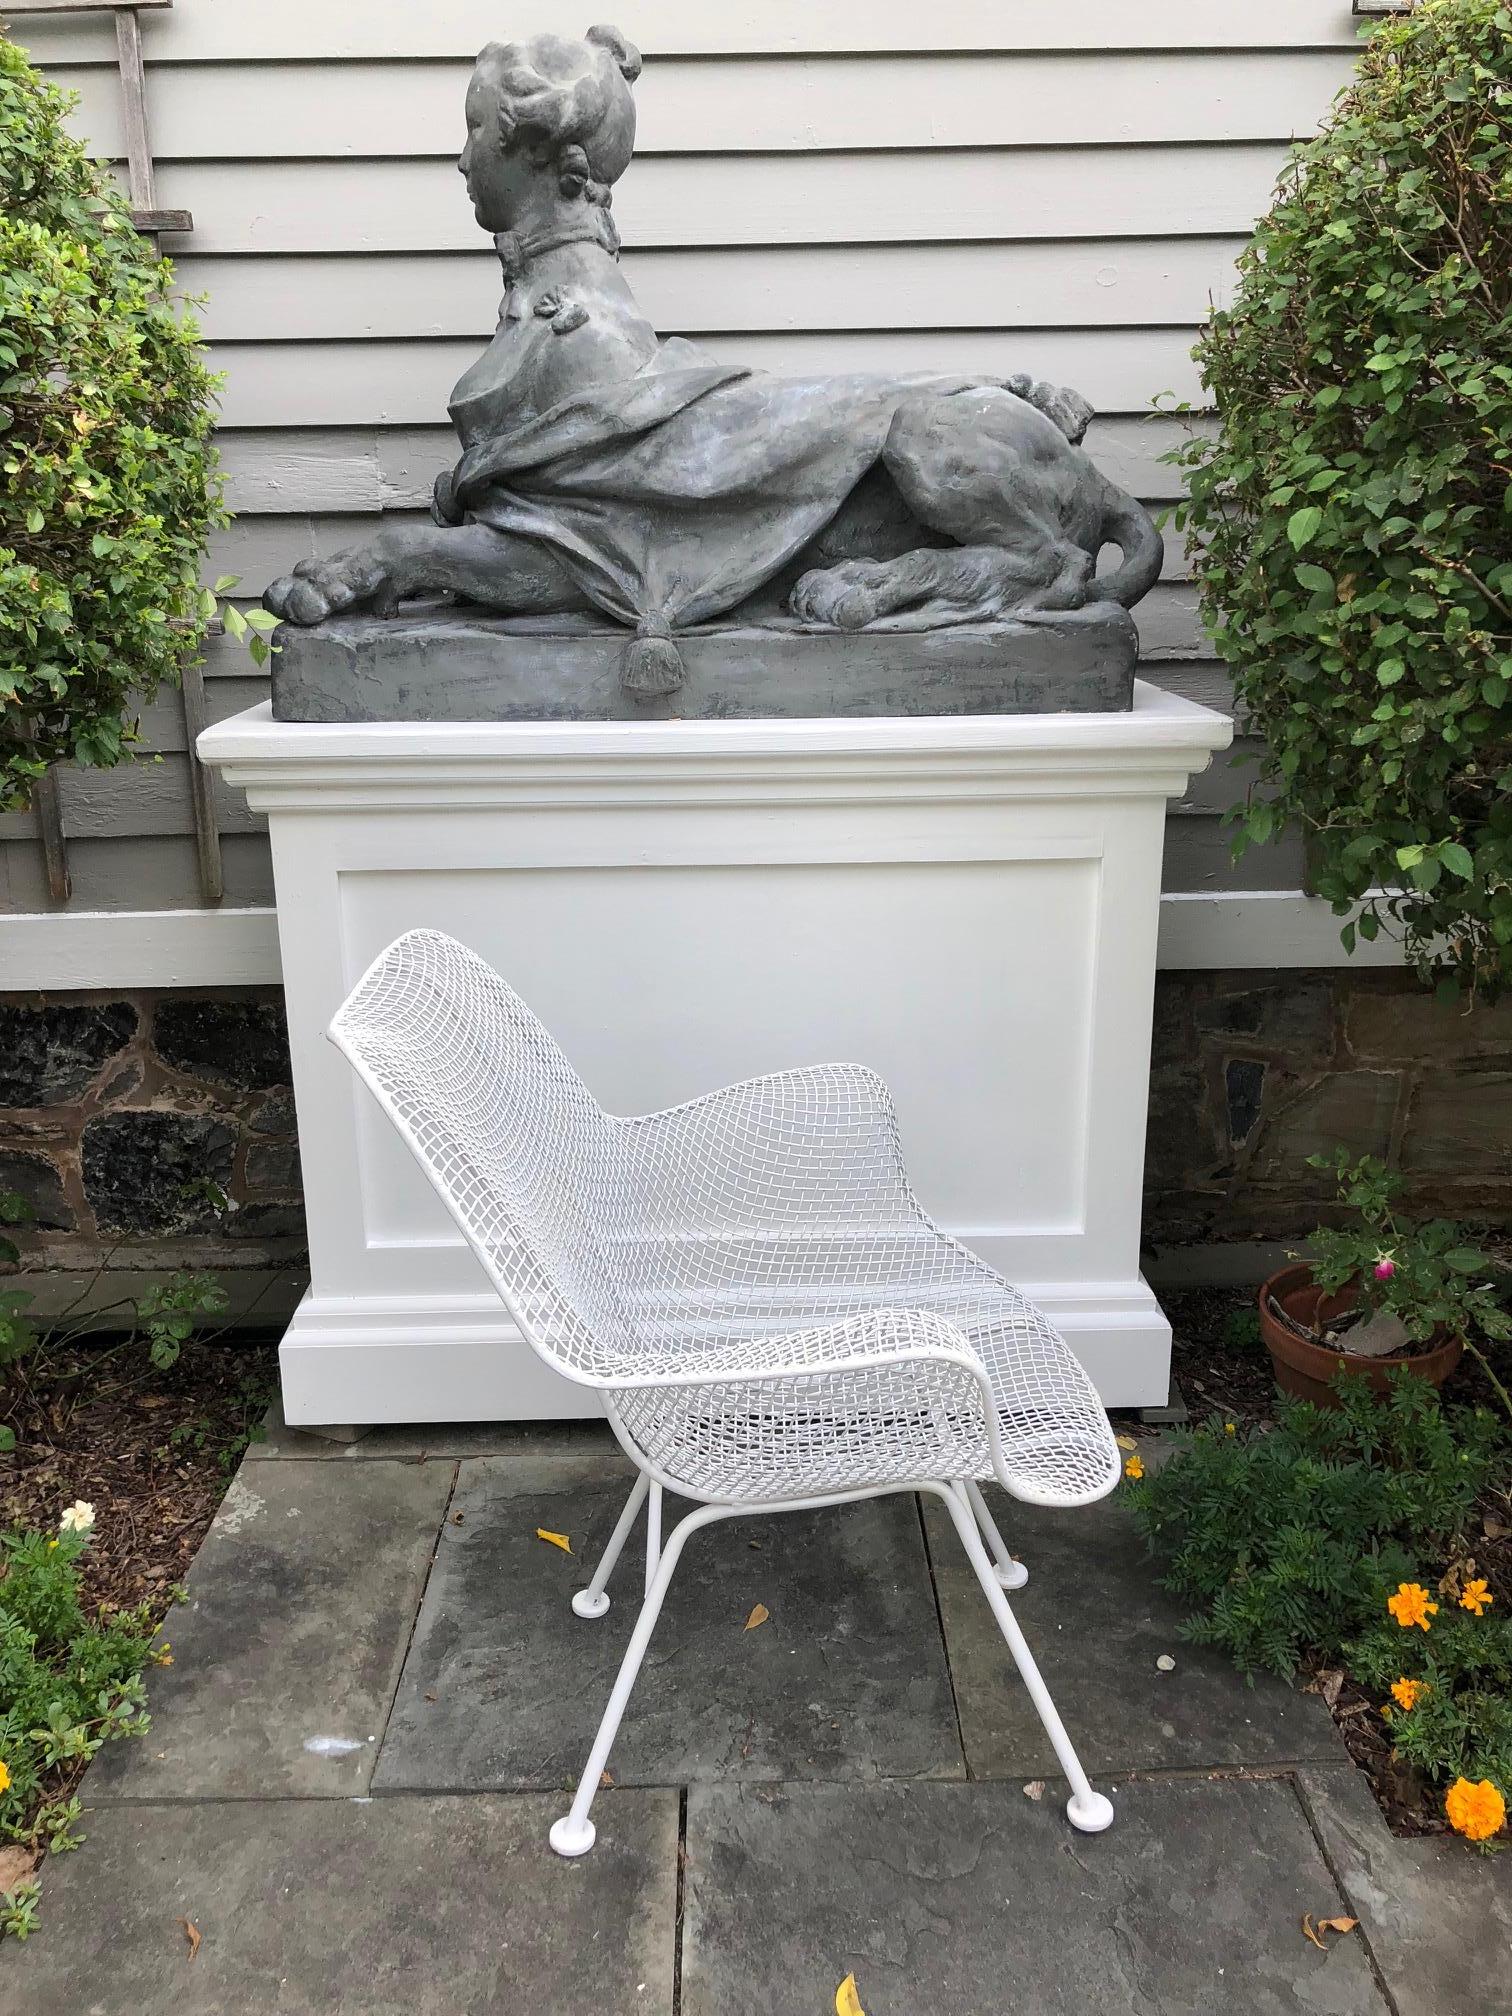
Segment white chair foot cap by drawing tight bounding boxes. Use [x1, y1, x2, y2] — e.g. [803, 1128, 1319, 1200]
[571, 1589, 611, 1619]
[1066, 1790, 1115, 1834]
[549, 1816, 597, 1858]
[995, 1560, 1029, 1590]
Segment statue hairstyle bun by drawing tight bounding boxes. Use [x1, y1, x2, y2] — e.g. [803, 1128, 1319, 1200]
[586, 23, 643, 84]
[479, 24, 641, 207]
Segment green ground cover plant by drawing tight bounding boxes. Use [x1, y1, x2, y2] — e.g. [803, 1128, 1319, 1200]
[1172, 0, 1512, 999]
[1127, 1374, 1510, 1843]
[0, 1508, 162, 1935]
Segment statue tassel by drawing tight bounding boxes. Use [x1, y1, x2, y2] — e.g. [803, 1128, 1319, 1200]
[622, 613, 685, 697]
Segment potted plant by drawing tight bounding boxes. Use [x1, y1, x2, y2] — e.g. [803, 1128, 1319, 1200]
[1258, 1150, 1512, 1410]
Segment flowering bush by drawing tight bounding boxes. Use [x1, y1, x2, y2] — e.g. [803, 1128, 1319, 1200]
[1126, 1374, 1502, 1678]
[0, 1502, 159, 1926]
[1351, 1576, 1510, 1843]
[1171, 0, 1512, 999]
[0, 32, 227, 810]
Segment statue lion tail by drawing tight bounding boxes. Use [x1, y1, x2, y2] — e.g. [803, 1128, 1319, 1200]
[1094, 484, 1164, 608]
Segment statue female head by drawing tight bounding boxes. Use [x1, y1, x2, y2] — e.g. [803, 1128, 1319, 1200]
[460, 24, 641, 249]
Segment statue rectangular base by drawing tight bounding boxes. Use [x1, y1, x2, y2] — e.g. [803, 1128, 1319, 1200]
[268, 601, 1138, 723]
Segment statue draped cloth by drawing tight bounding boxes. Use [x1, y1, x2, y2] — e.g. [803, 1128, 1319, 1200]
[443, 337, 961, 639]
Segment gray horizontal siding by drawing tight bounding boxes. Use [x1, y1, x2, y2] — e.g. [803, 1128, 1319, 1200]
[4, 2, 1362, 921]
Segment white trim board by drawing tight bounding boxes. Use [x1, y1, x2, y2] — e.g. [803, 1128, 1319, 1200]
[3, 889, 1402, 991]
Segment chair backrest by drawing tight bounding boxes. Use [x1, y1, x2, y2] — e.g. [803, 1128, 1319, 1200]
[328, 930, 635, 1385]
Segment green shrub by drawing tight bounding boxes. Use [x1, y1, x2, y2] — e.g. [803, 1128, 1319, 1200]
[1172, 0, 1512, 999]
[1125, 1374, 1502, 1678]
[0, 1512, 158, 1895]
[0, 32, 225, 810]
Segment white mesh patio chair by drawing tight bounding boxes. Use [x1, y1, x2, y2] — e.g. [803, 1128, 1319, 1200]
[329, 929, 1123, 1856]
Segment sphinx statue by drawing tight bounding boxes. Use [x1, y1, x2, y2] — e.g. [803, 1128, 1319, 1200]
[264, 24, 1161, 705]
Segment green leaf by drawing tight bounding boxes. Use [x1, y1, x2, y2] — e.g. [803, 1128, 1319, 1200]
[1443, 1248, 1487, 1274]
[1438, 842, 1474, 879]
[1376, 658, 1406, 687]
[1395, 844, 1427, 870]
[1287, 507, 1323, 550]
[1294, 563, 1334, 595]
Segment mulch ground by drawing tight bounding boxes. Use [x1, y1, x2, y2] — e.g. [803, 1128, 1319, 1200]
[0, 1332, 278, 1618]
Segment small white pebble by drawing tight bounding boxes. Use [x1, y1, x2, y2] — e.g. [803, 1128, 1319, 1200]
[1156, 1654, 1177, 1672]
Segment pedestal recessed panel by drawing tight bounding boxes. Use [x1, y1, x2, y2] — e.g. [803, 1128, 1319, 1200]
[341, 856, 1096, 1258]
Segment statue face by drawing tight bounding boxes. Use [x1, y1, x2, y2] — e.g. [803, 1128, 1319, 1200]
[459, 64, 535, 232]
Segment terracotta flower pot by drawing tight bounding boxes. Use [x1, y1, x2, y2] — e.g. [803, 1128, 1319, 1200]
[1257, 1263, 1464, 1408]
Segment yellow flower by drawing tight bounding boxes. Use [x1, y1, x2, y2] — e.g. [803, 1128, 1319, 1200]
[1459, 1579, 1493, 1617]
[1123, 1454, 1145, 1482]
[0, 1759, 10, 1794]
[1387, 1582, 1439, 1631]
[1390, 1677, 1426, 1712]
[1223, 1422, 1236, 1435]
[1445, 1776, 1506, 1843]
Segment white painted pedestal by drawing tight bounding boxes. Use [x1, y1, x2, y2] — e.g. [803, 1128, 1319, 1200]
[200, 685, 1230, 1424]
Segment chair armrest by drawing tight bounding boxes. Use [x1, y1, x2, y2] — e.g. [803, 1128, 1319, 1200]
[615, 1063, 922, 1233]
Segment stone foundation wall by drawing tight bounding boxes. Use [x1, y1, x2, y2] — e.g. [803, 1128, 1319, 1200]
[2, 970, 1509, 1281]
[0, 990, 304, 1274]
[1146, 970, 1512, 1246]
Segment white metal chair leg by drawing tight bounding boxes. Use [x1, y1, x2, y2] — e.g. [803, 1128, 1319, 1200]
[643, 1480, 663, 1595]
[933, 1481, 1113, 1835]
[965, 1478, 1029, 1589]
[571, 1472, 649, 1619]
[551, 1499, 732, 1858]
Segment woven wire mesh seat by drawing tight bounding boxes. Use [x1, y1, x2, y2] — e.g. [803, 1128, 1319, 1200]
[331, 929, 1122, 1852]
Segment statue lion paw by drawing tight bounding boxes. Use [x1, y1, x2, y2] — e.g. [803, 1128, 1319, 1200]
[789, 562, 886, 630]
[263, 546, 398, 626]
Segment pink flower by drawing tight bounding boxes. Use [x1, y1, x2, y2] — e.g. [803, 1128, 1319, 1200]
[1373, 1253, 1396, 1281]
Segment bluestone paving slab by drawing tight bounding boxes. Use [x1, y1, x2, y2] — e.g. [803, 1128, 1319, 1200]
[0, 1792, 677, 2016]
[1297, 1766, 1512, 2016]
[375, 1467, 963, 1791]
[87, 1459, 455, 1800]
[249, 1396, 626, 1474]
[681, 1776, 1388, 2016]
[926, 1485, 1343, 1776]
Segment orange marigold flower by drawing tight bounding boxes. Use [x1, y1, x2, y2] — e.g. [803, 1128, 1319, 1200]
[1387, 1582, 1439, 1631]
[1390, 1677, 1426, 1712]
[1459, 1579, 1493, 1617]
[1123, 1455, 1144, 1482]
[1445, 1777, 1506, 1843]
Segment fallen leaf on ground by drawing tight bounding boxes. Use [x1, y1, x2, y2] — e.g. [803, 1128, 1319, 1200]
[1023, 1781, 1046, 1801]
[1318, 1917, 1358, 1936]
[1302, 1914, 1325, 1951]
[0, 1846, 36, 1891]
[177, 1917, 202, 1960]
[535, 1529, 572, 1554]
[835, 1973, 866, 2016]
[745, 1603, 769, 1631]
[1318, 1668, 1345, 1709]
[1484, 1514, 1508, 1541]
[600, 1769, 615, 1788]
[1115, 1434, 1138, 1451]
